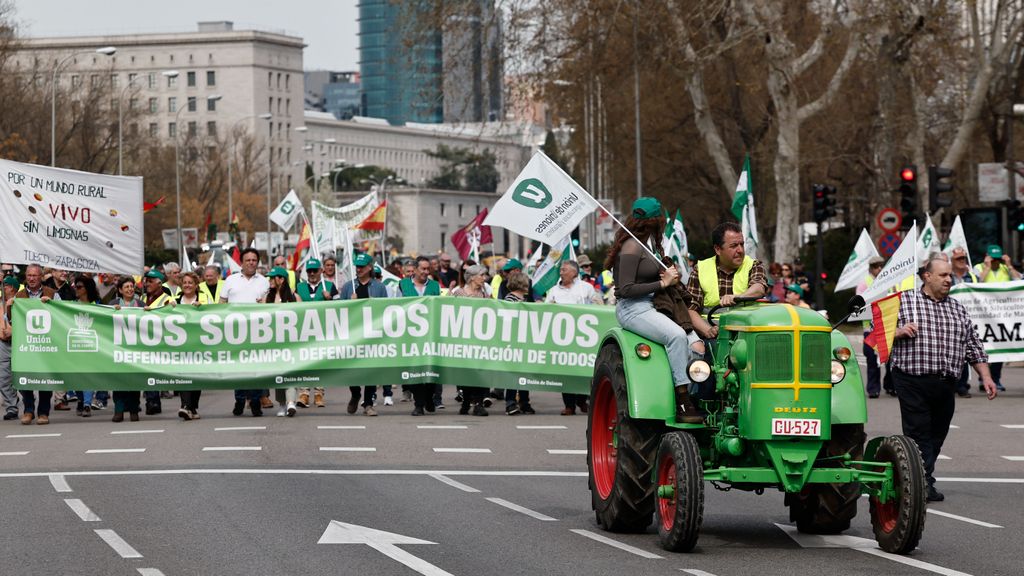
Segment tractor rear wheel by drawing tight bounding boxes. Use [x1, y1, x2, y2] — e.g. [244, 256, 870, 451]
[588, 343, 661, 532]
[655, 431, 704, 552]
[789, 423, 866, 534]
[869, 435, 927, 554]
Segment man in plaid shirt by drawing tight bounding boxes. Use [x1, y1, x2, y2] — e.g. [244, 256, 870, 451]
[891, 257, 997, 502]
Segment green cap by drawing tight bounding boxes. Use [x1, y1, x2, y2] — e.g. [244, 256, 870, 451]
[631, 196, 662, 219]
[2, 276, 18, 287]
[987, 244, 1003, 259]
[305, 258, 322, 270]
[353, 253, 374, 267]
[268, 266, 289, 279]
[144, 269, 166, 281]
[786, 284, 803, 297]
[502, 258, 523, 271]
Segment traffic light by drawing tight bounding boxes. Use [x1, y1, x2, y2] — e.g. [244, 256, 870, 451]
[570, 226, 580, 249]
[812, 184, 837, 223]
[899, 165, 917, 221]
[1008, 199, 1024, 232]
[928, 165, 954, 212]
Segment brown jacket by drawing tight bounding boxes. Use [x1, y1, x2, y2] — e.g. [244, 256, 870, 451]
[653, 283, 695, 332]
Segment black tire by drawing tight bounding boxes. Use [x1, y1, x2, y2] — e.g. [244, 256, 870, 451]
[789, 424, 866, 534]
[588, 343, 661, 532]
[869, 435, 927, 554]
[655, 431, 704, 552]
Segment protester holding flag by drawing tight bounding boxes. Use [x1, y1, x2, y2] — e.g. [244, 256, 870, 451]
[858, 257, 885, 398]
[889, 256, 997, 503]
[605, 197, 705, 424]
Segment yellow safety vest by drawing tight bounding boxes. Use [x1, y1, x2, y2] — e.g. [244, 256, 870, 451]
[697, 256, 754, 308]
[974, 264, 1011, 283]
[198, 280, 224, 303]
[490, 275, 502, 299]
[146, 292, 172, 308]
[162, 282, 181, 298]
[287, 270, 297, 292]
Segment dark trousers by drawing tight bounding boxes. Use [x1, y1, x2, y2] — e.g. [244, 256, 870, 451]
[892, 368, 956, 487]
[233, 389, 262, 402]
[20, 391, 52, 416]
[144, 390, 161, 407]
[349, 386, 376, 408]
[506, 388, 531, 408]
[883, 360, 895, 393]
[179, 390, 202, 411]
[112, 391, 140, 413]
[863, 331, 881, 396]
[989, 362, 1003, 387]
[410, 384, 433, 409]
[562, 393, 585, 410]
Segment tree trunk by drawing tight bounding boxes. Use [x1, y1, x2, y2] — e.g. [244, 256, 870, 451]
[770, 71, 801, 263]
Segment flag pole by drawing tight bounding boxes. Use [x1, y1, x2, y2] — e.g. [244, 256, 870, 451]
[603, 210, 670, 270]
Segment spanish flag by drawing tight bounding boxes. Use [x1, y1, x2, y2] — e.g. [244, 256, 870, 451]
[288, 220, 312, 271]
[863, 292, 902, 363]
[355, 200, 387, 232]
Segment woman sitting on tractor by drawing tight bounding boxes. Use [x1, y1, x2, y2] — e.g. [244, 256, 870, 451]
[604, 197, 705, 424]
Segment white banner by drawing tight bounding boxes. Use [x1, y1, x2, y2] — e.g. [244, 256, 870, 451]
[862, 223, 918, 305]
[270, 189, 303, 230]
[0, 159, 143, 275]
[835, 228, 879, 291]
[162, 228, 199, 250]
[951, 281, 1024, 362]
[483, 151, 599, 244]
[311, 192, 378, 252]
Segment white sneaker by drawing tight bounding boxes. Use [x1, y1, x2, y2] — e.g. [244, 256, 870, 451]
[276, 409, 286, 417]
[286, 402, 297, 417]
[383, 396, 394, 406]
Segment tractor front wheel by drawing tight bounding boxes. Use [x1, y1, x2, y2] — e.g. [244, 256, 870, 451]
[869, 435, 927, 554]
[588, 343, 661, 532]
[655, 431, 704, 552]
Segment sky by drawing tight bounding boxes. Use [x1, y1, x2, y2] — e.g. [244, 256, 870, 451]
[11, 0, 360, 71]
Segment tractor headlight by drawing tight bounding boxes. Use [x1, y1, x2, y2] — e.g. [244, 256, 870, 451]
[833, 346, 852, 361]
[830, 360, 846, 384]
[635, 343, 652, 359]
[688, 359, 712, 383]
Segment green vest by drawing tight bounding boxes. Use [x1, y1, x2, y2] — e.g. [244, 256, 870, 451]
[297, 280, 335, 301]
[399, 277, 440, 297]
[697, 255, 754, 308]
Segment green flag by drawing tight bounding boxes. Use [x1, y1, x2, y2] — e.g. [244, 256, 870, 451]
[729, 156, 758, 259]
[531, 236, 572, 299]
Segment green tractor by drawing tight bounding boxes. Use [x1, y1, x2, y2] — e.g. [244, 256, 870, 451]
[587, 298, 927, 554]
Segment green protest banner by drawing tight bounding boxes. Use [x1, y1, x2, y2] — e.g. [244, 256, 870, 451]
[12, 297, 617, 394]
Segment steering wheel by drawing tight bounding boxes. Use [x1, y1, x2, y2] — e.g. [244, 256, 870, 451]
[706, 296, 760, 327]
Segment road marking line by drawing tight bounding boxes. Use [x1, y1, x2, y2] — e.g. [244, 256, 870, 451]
[429, 474, 480, 493]
[927, 509, 1003, 528]
[432, 448, 491, 454]
[0, 451, 28, 456]
[6, 433, 60, 438]
[680, 570, 719, 576]
[1000, 425, 1024, 429]
[95, 529, 143, 559]
[937, 455, 952, 460]
[214, 426, 266, 431]
[1000, 456, 1024, 461]
[110, 429, 164, 435]
[547, 449, 586, 455]
[517, 425, 567, 430]
[64, 498, 101, 521]
[318, 425, 366, 430]
[138, 569, 166, 576]
[202, 446, 262, 451]
[938, 477, 1024, 483]
[417, 425, 468, 429]
[319, 447, 377, 452]
[570, 529, 663, 559]
[0, 468, 589, 480]
[49, 474, 72, 493]
[776, 523, 971, 576]
[486, 497, 557, 521]
[86, 449, 146, 454]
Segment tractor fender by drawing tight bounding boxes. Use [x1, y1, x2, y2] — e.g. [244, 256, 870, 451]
[598, 328, 675, 421]
[830, 330, 867, 425]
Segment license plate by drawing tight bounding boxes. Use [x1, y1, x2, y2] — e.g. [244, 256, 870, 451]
[771, 418, 821, 437]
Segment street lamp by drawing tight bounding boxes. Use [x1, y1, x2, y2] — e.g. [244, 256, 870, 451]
[227, 112, 273, 238]
[51, 46, 116, 167]
[331, 163, 366, 193]
[174, 93, 222, 259]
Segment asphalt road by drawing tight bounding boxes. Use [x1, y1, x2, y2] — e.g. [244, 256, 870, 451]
[3, 363, 1023, 576]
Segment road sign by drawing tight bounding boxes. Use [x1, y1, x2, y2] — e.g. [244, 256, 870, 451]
[877, 208, 901, 232]
[878, 233, 900, 257]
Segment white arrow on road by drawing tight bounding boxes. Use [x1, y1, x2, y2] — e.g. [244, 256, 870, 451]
[318, 520, 453, 576]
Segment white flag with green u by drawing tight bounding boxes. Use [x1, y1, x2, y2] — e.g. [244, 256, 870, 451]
[729, 156, 758, 260]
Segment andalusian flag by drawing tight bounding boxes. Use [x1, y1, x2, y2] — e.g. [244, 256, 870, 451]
[729, 156, 759, 260]
[863, 292, 902, 363]
[531, 235, 572, 299]
[662, 209, 690, 283]
[288, 218, 312, 271]
[355, 200, 387, 232]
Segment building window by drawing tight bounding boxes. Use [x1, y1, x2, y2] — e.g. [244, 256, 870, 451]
[458, 204, 464, 218]
[207, 98, 217, 112]
[148, 97, 158, 113]
[440, 203, 446, 217]
[188, 121, 197, 137]
[187, 96, 196, 112]
[286, 98, 290, 114]
[168, 97, 177, 113]
[268, 97, 273, 113]
[207, 70, 216, 86]
[186, 71, 196, 87]
[90, 74, 101, 88]
[167, 75, 177, 88]
[207, 121, 216, 137]
[276, 73, 281, 89]
[148, 72, 157, 89]
[268, 72, 272, 88]
[129, 123, 138, 136]
[129, 97, 138, 111]
[128, 73, 137, 86]
[149, 123, 158, 137]
[168, 122, 177, 138]
[110, 74, 119, 89]
[70, 74, 81, 88]
[285, 74, 290, 90]
[441, 232, 446, 249]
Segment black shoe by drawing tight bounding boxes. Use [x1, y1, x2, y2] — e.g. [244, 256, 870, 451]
[232, 400, 245, 416]
[472, 404, 488, 417]
[996, 383, 1006, 392]
[425, 401, 435, 414]
[520, 403, 535, 414]
[505, 404, 521, 416]
[459, 403, 470, 415]
[482, 397, 493, 408]
[957, 391, 972, 398]
[411, 407, 424, 416]
[885, 388, 897, 397]
[250, 403, 262, 417]
[129, 412, 139, 422]
[927, 485, 945, 502]
[3, 411, 18, 421]
[868, 393, 879, 399]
